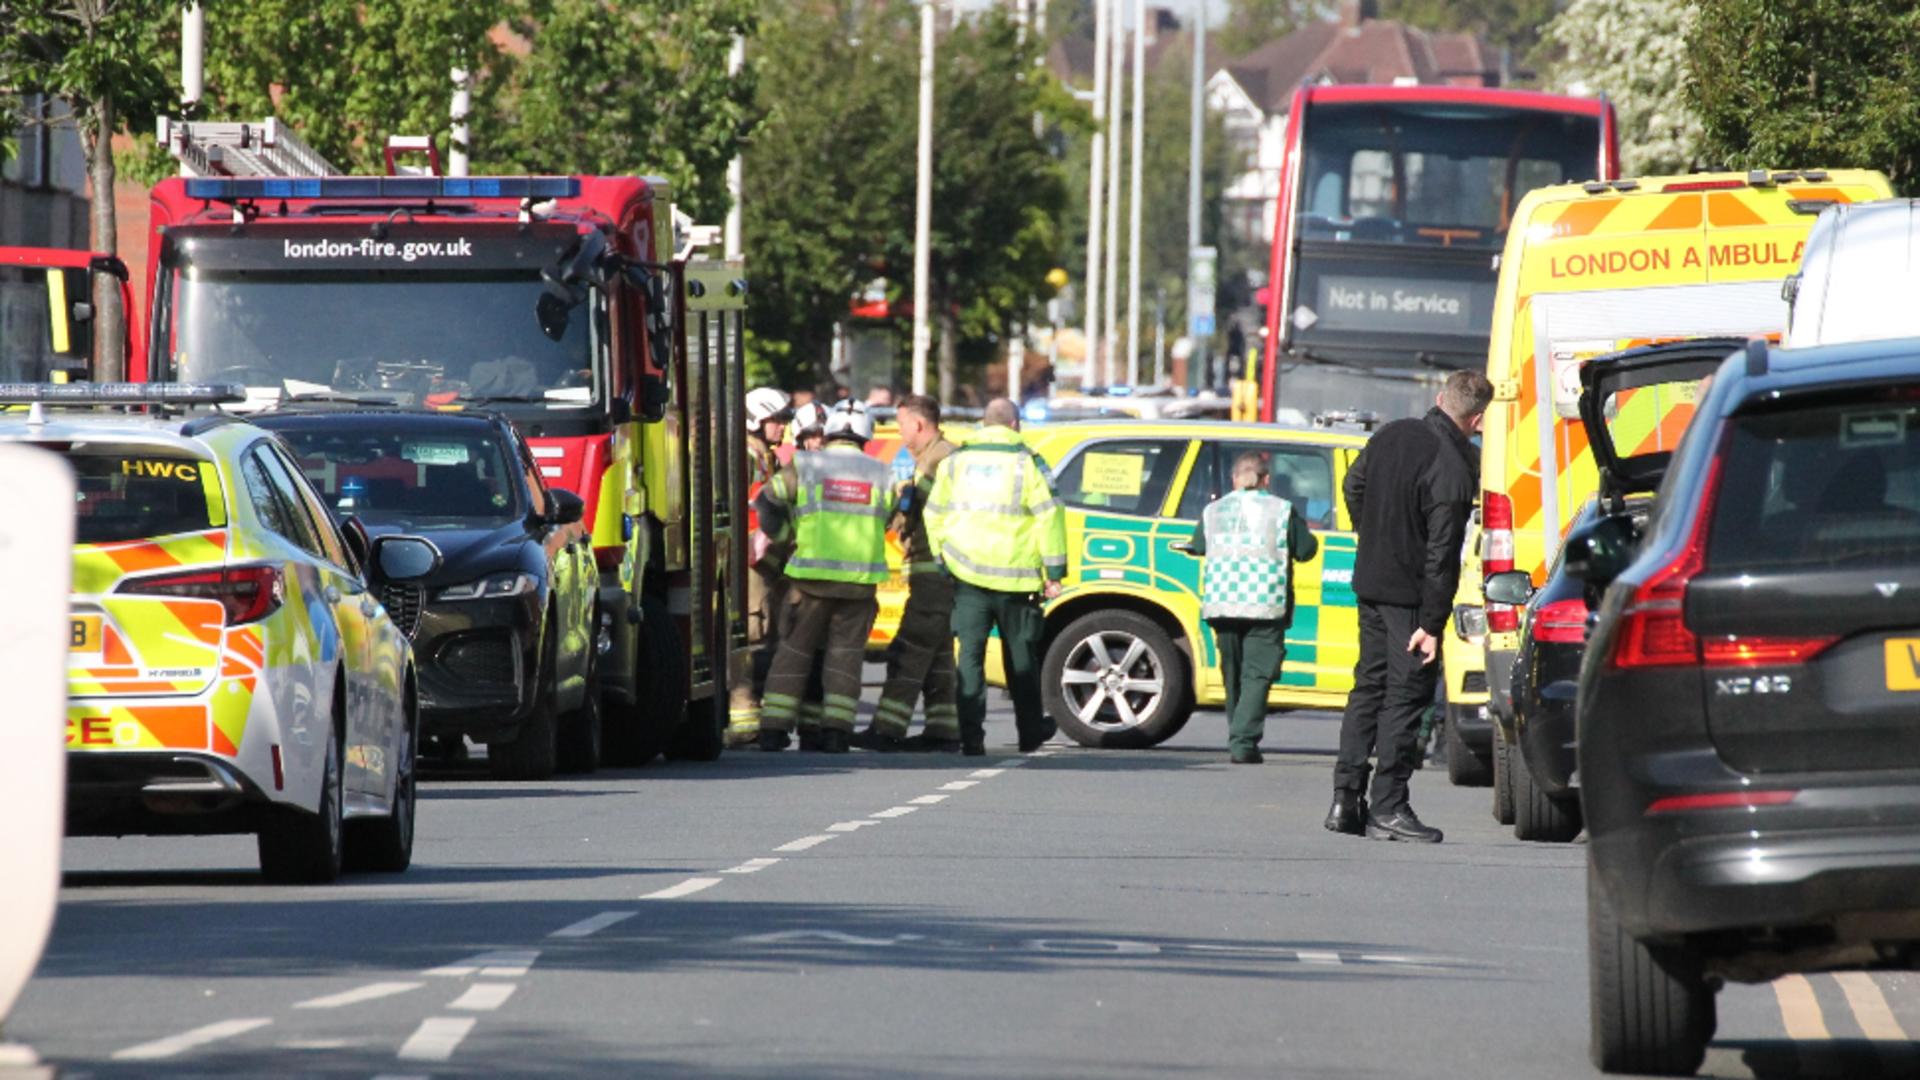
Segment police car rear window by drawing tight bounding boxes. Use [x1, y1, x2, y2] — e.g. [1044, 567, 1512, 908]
[68, 452, 221, 544]
[1707, 399, 1920, 570]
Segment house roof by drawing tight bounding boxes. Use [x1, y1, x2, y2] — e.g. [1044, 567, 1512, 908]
[1213, 16, 1496, 115]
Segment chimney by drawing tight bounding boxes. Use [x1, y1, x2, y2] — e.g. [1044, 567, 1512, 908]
[1339, 0, 1379, 28]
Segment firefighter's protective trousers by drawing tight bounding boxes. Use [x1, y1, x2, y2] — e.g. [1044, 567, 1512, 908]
[762, 588, 876, 734]
[871, 572, 959, 739]
[728, 432, 786, 741]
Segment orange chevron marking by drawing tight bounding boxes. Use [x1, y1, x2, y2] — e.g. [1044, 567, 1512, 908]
[103, 542, 177, 574]
[1644, 195, 1702, 231]
[1707, 193, 1765, 227]
[1548, 198, 1620, 239]
[134, 706, 207, 750]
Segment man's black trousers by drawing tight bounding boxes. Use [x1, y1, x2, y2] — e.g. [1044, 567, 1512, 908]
[1334, 600, 1439, 817]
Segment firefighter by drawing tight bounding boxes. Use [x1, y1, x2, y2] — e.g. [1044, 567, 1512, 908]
[925, 398, 1068, 756]
[785, 402, 833, 748]
[727, 388, 795, 748]
[755, 400, 893, 753]
[852, 394, 960, 753]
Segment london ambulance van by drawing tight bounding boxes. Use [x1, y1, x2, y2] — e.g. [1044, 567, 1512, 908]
[1477, 169, 1893, 718]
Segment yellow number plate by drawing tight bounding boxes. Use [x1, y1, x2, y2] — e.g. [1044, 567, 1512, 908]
[70, 615, 102, 653]
[1885, 638, 1920, 691]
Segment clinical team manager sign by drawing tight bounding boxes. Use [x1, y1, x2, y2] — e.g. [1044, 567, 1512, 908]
[1312, 276, 1486, 336]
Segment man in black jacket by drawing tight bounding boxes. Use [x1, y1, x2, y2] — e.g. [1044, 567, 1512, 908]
[1326, 370, 1492, 843]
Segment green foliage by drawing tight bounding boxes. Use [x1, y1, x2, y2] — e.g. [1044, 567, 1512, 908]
[1215, 0, 1328, 57]
[1539, 0, 1700, 176]
[1687, 0, 1920, 192]
[493, 0, 755, 223]
[0, 0, 180, 147]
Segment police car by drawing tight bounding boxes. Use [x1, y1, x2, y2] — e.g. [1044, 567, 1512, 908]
[3, 383, 431, 883]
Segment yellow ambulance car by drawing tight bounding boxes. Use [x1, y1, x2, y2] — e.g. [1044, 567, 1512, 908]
[1477, 169, 1893, 717]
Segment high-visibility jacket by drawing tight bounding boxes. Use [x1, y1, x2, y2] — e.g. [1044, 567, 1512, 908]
[764, 443, 893, 585]
[925, 425, 1068, 593]
[1198, 489, 1294, 621]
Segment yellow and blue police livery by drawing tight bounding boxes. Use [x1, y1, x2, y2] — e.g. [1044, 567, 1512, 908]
[0, 383, 430, 884]
[983, 418, 1370, 747]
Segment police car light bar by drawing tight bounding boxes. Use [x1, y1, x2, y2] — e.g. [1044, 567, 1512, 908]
[0, 383, 248, 406]
[183, 176, 580, 203]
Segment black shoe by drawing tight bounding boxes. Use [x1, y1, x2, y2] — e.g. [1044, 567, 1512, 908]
[1323, 792, 1367, 836]
[1366, 807, 1444, 844]
[1018, 718, 1058, 753]
[1230, 748, 1263, 764]
[849, 727, 908, 752]
[961, 738, 986, 757]
[797, 728, 824, 752]
[904, 732, 962, 753]
[814, 729, 850, 754]
[754, 730, 791, 752]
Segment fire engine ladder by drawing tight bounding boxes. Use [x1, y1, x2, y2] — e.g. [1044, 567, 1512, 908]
[156, 116, 340, 178]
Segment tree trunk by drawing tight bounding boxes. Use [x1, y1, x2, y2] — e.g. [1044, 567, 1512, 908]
[88, 92, 125, 382]
[935, 307, 957, 405]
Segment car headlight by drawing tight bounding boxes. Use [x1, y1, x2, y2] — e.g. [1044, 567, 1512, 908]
[1452, 603, 1488, 642]
[435, 572, 537, 602]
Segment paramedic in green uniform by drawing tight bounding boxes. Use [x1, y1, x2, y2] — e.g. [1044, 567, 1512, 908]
[1188, 451, 1318, 764]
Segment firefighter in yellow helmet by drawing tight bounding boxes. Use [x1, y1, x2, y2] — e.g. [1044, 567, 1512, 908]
[753, 399, 893, 752]
[726, 387, 795, 748]
[925, 397, 1068, 755]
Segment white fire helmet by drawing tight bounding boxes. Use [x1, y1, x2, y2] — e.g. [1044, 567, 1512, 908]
[788, 401, 830, 444]
[745, 387, 792, 433]
[823, 399, 874, 443]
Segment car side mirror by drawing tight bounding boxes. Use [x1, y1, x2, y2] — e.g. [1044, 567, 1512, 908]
[1563, 514, 1637, 587]
[547, 488, 586, 526]
[372, 535, 442, 581]
[1482, 569, 1535, 606]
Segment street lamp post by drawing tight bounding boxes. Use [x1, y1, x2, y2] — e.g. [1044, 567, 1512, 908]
[1125, 0, 1145, 389]
[1102, 7, 1123, 387]
[910, 0, 937, 398]
[1082, 0, 1109, 392]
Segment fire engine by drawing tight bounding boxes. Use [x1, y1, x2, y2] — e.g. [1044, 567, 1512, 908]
[133, 118, 748, 764]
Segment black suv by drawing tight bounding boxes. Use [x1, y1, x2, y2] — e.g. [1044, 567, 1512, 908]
[1572, 338, 1920, 1075]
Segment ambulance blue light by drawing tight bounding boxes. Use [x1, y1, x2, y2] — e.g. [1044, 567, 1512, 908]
[183, 176, 579, 202]
[1022, 399, 1049, 424]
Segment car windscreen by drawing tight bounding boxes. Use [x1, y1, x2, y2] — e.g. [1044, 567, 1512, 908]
[159, 228, 596, 409]
[271, 425, 522, 527]
[67, 450, 221, 544]
[1706, 396, 1920, 570]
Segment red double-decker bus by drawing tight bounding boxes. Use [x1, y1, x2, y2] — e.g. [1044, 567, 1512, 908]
[1258, 85, 1618, 420]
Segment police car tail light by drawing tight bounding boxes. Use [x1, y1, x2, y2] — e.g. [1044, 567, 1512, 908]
[1481, 491, 1519, 633]
[1531, 599, 1589, 644]
[120, 565, 284, 625]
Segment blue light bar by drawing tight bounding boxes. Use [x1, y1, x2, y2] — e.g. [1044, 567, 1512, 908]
[183, 176, 580, 203]
[0, 382, 248, 406]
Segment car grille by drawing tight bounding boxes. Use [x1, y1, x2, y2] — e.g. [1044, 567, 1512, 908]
[379, 584, 425, 638]
[439, 634, 519, 689]
[1462, 671, 1488, 694]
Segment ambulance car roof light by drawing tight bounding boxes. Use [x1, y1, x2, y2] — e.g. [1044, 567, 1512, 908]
[1747, 169, 1774, 188]
[1800, 169, 1828, 181]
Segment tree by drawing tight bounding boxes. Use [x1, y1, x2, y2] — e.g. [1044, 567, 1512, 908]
[1687, 0, 1920, 192]
[2, 0, 182, 379]
[1538, 0, 1701, 176]
[1380, 0, 1554, 61]
[1215, 0, 1328, 58]
[493, 0, 756, 224]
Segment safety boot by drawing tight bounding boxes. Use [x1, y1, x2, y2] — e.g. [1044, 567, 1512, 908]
[754, 730, 791, 752]
[849, 727, 908, 752]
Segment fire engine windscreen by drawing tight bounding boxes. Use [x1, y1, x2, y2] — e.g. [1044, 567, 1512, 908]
[1286, 102, 1601, 369]
[160, 229, 598, 408]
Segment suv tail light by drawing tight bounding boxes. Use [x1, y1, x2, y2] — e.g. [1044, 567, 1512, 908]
[1482, 491, 1518, 633]
[119, 565, 284, 625]
[1532, 598, 1589, 644]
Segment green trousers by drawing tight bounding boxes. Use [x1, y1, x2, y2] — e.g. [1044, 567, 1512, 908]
[762, 589, 876, 734]
[871, 573, 959, 739]
[1212, 618, 1286, 754]
[951, 579, 1048, 746]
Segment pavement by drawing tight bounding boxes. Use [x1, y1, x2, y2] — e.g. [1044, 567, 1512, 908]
[9, 692, 1920, 1079]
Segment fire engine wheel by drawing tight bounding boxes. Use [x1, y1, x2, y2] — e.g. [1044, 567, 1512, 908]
[606, 593, 682, 766]
[1043, 610, 1192, 749]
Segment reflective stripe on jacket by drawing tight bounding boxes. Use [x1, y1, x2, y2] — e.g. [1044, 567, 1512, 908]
[1199, 489, 1293, 621]
[768, 444, 893, 585]
[924, 426, 1068, 593]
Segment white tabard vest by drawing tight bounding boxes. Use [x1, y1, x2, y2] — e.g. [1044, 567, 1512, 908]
[1200, 489, 1292, 622]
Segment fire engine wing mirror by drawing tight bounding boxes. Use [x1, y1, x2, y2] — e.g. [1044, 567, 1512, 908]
[1481, 570, 1534, 606]
[1562, 515, 1637, 587]
[372, 535, 443, 582]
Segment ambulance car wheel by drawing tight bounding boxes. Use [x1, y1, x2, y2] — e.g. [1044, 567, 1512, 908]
[259, 697, 345, 885]
[490, 625, 560, 781]
[348, 677, 418, 872]
[1044, 610, 1191, 749]
[606, 592, 681, 766]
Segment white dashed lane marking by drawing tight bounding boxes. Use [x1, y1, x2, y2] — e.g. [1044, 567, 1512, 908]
[827, 820, 879, 832]
[939, 780, 980, 790]
[871, 806, 919, 818]
[641, 876, 723, 899]
[293, 981, 424, 1009]
[448, 983, 518, 1012]
[969, 768, 1004, 777]
[774, 834, 837, 852]
[396, 1017, 478, 1062]
[722, 857, 782, 874]
[549, 911, 636, 939]
[908, 794, 948, 805]
[424, 949, 540, 978]
[111, 1018, 272, 1061]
